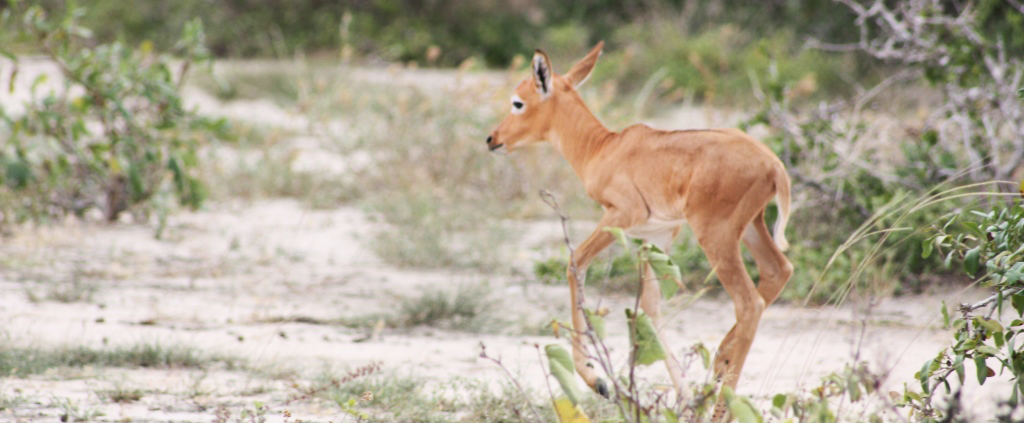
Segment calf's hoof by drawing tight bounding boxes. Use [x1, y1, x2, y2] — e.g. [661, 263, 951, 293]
[594, 377, 609, 398]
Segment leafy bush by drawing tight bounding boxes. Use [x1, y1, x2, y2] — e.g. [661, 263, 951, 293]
[905, 201, 1024, 419]
[0, 5, 228, 226]
[739, 0, 1024, 304]
[594, 23, 860, 106]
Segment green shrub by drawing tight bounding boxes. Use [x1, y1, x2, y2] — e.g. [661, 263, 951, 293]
[591, 23, 861, 107]
[0, 5, 228, 226]
[903, 201, 1024, 419]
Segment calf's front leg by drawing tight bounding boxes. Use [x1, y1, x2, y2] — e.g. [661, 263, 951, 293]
[565, 210, 640, 397]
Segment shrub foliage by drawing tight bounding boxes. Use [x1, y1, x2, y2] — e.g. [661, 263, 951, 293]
[0, 5, 227, 225]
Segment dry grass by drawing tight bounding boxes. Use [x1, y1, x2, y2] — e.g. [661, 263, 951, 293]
[195, 61, 633, 271]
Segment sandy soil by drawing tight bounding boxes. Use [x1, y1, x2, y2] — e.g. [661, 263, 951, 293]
[0, 59, 1013, 422]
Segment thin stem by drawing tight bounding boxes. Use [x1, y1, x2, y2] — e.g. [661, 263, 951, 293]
[479, 342, 545, 423]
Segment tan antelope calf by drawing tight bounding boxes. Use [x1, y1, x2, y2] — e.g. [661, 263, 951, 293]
[486, 42, 794, 417]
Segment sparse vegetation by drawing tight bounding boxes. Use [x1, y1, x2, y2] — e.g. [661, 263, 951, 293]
[340, 284, 501, 333]
[0, 1, 1021, 421]
[0, 5, 230, 227]
[0, 342, 243, 377]
[395, 284, 498, 332]
[32, 276, 98, 303]
[51, 397, 104, 422]
[99, 383, 144, 403]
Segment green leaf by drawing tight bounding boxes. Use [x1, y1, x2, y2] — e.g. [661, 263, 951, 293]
[941, 301, 950, 329]
[626, 309, 666, 366]
[584, 308, 606, 340]
[1013, 294, 1024, 317]
[6, 64, 15, 94]
[647, 245, 682, 299]
[919, 359, 932, 393]
[603, 227, 630, 250]
[695, 342, 711, 369]
[545, 344, 575, 376]
[905, 390, 922, 402]
[546, 346, 582, 405]
[772, 393, 787, 409]
[976, 345, 1001, 356]
[1006, 268, 1023, 284]
[922, 236, 934, 259]
[962, 221, 984, 237]
[976, 354, 988, 385]
[964, 247, 981, 276]
[954, 354, 965, 384]
[976, 317, 1004, 334]
[728, 395, 763, 423]
[5, 159, 31, 189]
[30, 73, 47, 95]
[848, 374, 862, 402]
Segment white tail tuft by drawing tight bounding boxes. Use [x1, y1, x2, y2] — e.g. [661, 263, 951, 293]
[773, 166, 791, 251]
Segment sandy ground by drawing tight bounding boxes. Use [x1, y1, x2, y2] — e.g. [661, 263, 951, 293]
[0, 199, 1010, 422]
[0, 58, 1014, 422]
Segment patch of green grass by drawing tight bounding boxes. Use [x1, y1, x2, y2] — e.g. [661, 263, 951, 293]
[364, 193, 512, 270]
[318, 372, 444, 423]
[396, 284, 498, 332]
[456, 379, 554, 423]
[0, 342, 244, 377]
[341, 284, 501, 333]
[99, 384, 144, 403]
[307, 372, 577, 423]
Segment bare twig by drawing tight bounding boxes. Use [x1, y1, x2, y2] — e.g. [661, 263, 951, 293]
[961, 287, 1024, 314]
[479, 342, 545, 423]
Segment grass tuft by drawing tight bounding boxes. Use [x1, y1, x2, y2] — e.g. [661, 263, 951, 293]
[100, 385, 144, 403]
[396, 284, 498, 331]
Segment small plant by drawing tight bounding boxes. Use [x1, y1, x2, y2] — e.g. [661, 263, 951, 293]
[290, 362, 381, 402]
[50, 397, 104, 422]
[339, 394, 372, 422]
[321, 372, 430, 422]
[0, 3, 229, 226]
[212, 402, 270, 423]
[100, 383, 144, 403]
[395, 284, 499, 332]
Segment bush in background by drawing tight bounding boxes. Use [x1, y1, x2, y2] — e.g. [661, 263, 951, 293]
[0, 4, 228, 228]
[743, 0, 1024, 303]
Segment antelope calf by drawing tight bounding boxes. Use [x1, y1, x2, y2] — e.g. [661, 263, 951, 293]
[486, 42, 794, 418]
